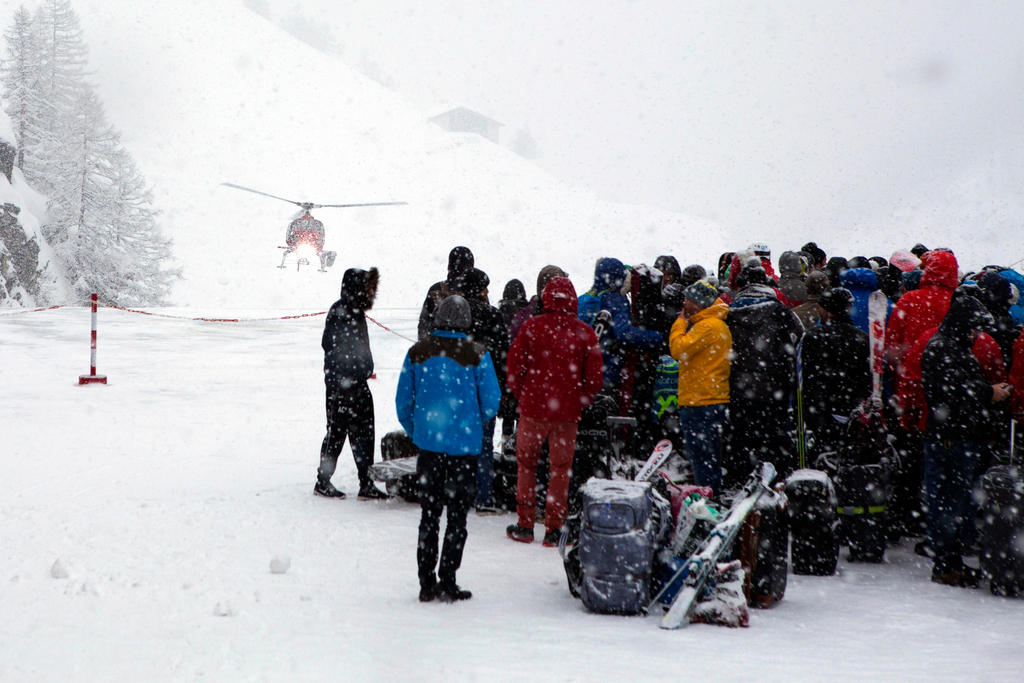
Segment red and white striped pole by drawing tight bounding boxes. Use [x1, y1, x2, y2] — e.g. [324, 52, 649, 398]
[78, 293, 108, 385]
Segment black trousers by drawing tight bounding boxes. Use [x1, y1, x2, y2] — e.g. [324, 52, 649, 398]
[417, 449, 477, 589]
[318, 380, 374, 489]
[724, 400, 795, 489]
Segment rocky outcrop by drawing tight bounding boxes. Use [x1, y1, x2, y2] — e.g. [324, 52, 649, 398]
[0, 202, 42, 305]
[0, 139, 13, 183]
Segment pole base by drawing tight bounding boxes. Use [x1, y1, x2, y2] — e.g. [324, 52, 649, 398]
[79, 375, 108, 385]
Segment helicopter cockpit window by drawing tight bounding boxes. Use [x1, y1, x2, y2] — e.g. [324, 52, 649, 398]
[289, 217, 324, 235]
[286, 217, 325, 248]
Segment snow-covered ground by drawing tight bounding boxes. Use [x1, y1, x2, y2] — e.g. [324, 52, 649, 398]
[2, 1, 1022, 679]
[2, 305, 1021, 681]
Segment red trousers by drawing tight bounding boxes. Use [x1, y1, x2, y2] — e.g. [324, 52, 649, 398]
[515, 417, 578, 532]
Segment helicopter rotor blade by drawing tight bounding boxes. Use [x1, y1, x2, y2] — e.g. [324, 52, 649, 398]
[221, 182, 305, 207]
[312, 201, 409, 209]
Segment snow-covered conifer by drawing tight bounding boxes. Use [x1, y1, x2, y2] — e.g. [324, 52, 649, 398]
[0, 5, 46, 168]
[1, 0, 177, 305]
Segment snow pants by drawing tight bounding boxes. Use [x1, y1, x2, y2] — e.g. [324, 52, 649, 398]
[923, 439, 981, 574]
[475, 417, 496, 507]
[516, 417, 577, 533]
[417, 450, 477, 589]
[318, 379, 375, 489]
[725, 399, 795, 489]
[678, 404, 726, 495]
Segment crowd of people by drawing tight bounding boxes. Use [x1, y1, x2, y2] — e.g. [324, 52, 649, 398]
[316, 241, 1024, 601]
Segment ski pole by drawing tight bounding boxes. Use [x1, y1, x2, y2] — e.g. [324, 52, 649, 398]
[1011, 415, 1017, 467]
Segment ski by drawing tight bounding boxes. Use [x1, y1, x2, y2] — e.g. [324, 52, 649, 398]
[657, 461, 776, 629]
[867, 290, 887, 408]
[634, 438, 674, 482]
[796, 339, 807, 469]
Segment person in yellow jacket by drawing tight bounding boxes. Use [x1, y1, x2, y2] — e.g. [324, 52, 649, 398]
[668, 279, 731, 493]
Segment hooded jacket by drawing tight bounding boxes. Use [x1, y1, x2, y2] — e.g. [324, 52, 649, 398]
[668, 298, 731, 406]
[498, 279, 528, 329]
[728, 283, 802, 405]
[417, 246, 475, 340]
[509, 265, 569, 341]
[509, 277, 604, 422]
[799, 312, 871, 428]
[578, 257, 663, 387]
[921, 293, 999, 442]
[976, 271, 1019, 364]
[777, 251, 808, 306]
[462, 267, 509, 393]
[322, 267, 378, 387]
[395, 296, 500, 455]
[996, 268, 1024, 326]
[841, 267, 892, 333]
[885, 250, 959, 372]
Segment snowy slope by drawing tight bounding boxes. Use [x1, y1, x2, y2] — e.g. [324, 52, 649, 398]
[0, 0, 725, 312]
[1, 308, 1022, 680]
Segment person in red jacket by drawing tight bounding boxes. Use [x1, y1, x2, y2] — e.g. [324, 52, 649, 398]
[883, 250, 961, 540]
[885, 250, 960, 382]
[505, 277, 604, 546]
[1012, 329, 1024, 419]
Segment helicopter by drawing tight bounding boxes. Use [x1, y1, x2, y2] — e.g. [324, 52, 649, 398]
[222, 182, 407, 272]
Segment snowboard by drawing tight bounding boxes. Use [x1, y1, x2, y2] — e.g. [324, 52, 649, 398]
[867, 290, 887, 407]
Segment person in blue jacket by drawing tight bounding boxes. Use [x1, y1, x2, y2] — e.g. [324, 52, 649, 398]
[578, 257, 663, 393]
[840, 266, 893, 333]
[396, 295, 501, 603]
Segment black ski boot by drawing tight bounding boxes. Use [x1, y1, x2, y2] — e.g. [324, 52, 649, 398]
[358, 484, 389, 500]
[436, 584, 472, 602]
[419, 578, 438, 603]
[506, 524, 534, 543]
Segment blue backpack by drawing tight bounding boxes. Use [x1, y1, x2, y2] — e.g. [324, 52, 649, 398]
[578, 289, 607, 326]
[579, 288, 616, 341]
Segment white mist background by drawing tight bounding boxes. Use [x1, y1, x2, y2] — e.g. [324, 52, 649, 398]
[263, 0, 1024, 267]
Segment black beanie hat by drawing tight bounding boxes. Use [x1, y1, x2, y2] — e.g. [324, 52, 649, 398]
[820, 287, 854, 317]
[461, 267, 490, 298]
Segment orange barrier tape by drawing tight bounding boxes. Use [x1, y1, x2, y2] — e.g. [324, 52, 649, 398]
[2, 299, 418, 343]
[0, 302, 87, 316]
[101, 303, 328, 323]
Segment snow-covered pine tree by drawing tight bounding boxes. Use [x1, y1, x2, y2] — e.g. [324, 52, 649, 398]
[22, 0, 85, 208]
[1, 0, 177, 305]
[0, 5, 47, 168]
[52, 85, 177, 305]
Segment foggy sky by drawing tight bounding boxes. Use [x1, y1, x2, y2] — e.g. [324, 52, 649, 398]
[273, 0, 1024, 264]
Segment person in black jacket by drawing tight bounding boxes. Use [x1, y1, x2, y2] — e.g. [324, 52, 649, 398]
[315, 267, 388, 500]
[498, 279, 528, 329]
[976, 270, 1019, 366]
[921, 291, 1012, 586]
[497, 279, 529, 441]
[417, 246, 474, 340]
[800, 288, 871, 456]
[724, 265, 803, 486]
[461, 267, 510, 514]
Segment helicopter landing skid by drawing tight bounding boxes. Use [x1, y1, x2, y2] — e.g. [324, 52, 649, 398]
[277, 246, 293, 269]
